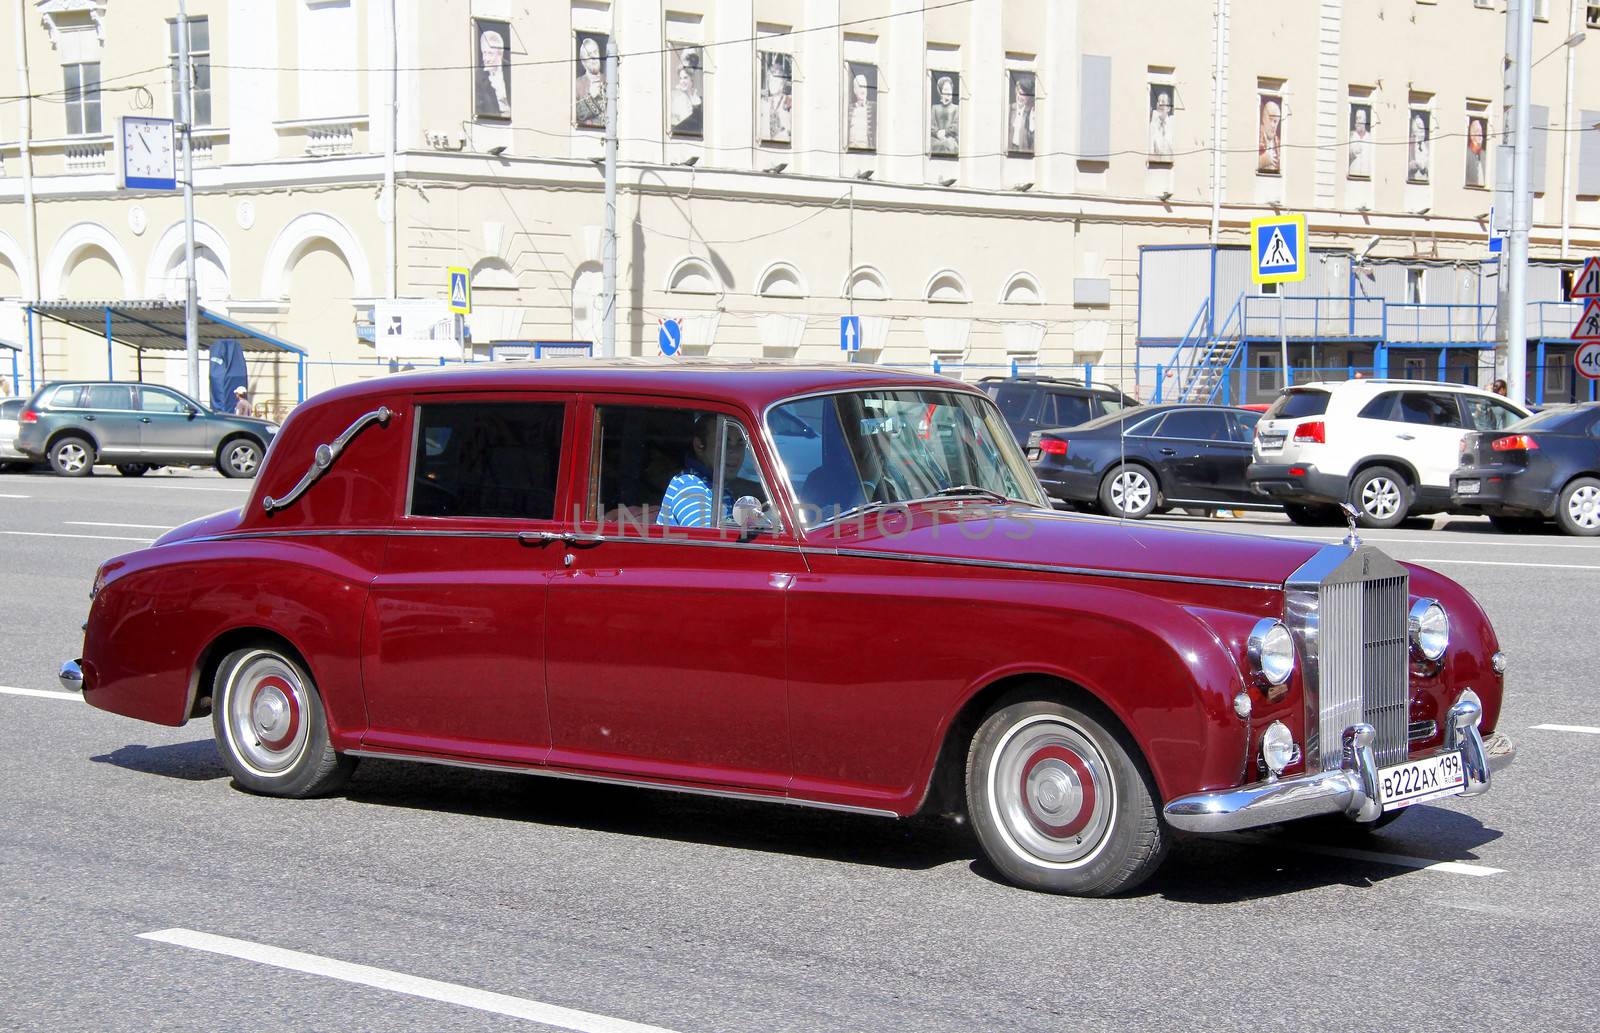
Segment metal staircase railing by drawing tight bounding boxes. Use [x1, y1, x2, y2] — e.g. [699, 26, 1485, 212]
[1177, 291, 1245, 404]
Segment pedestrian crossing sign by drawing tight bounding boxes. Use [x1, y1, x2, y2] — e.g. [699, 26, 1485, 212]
[1250, 214, 1307, 285]
[447, 266, 472, 314]
[1570, 298, 1600, 342]
[1571, 256, 1600, 299]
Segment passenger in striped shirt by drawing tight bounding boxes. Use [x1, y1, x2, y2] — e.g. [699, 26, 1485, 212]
[657, 414, 742, 528]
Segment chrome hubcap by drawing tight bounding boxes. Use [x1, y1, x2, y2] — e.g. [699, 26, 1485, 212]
[1361, 477, 1401, 519]
[59, 444, 87, 472]
[1570, 486, 1600, 529]
[1111, 471, 1151, 514]
[229, 445, 258, 474]
[225, 652, 310, 776]
[988, 716, 1116, 868]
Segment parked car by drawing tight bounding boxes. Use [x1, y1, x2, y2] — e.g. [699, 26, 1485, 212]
[1026, 404, 1277, 518]
[1450, 402, 1600, 536]
[65, 361, 1513, 896]
[980, 375, 1139, 446]
[1247, 379, 1531, 528]
[13, 380, 279, 478]
[0, 397, 43, 472]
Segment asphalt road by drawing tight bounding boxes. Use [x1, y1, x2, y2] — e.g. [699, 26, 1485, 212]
[2, 467, 1596, 1032]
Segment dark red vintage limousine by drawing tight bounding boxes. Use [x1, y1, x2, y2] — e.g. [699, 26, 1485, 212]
[63, 361, 1513, 895]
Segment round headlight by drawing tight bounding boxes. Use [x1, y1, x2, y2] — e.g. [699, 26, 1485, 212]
[1261, 721, 1299, 776]
[1408, 599, 1449, 662]
[1247, 618, 1296, 687]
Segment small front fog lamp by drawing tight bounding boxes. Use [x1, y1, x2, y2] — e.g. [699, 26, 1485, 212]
[1261, 721, 1299, 776]
[1408, 599, 1450, 662]
[1247, 618, 1296, 687]
[1456, 688, 1483, 728]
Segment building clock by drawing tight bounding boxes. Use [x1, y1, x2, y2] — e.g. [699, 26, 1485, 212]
[119, 116, 177, 191]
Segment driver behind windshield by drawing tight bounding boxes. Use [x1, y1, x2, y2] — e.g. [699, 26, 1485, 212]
[658, 413, 742, 528]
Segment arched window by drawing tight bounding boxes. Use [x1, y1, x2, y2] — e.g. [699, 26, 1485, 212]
[1000, 272, 1042, 305]
[757, 262, 806, 298]
[472, 260, 518, 291]
[925, 269, 969, 303]
[844, 266, 888, 301]
[667, 256, 719, 294]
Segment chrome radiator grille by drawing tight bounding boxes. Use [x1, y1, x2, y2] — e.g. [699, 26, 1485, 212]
[1287, 546, 1411, 773]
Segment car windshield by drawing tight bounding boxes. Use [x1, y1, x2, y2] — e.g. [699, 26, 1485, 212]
[769, 389, 1048, 528]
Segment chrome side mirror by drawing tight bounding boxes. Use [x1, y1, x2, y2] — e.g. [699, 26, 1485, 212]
[731, 495, 768, 531]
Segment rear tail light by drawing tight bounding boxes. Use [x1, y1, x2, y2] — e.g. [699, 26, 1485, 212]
[1491, 434, 1539, 452]
[19, 409, 37, 424]
[1039, 438, 1068, 456]
[1289, 466, 1307, 477]
[1292, 421, 1325, 443]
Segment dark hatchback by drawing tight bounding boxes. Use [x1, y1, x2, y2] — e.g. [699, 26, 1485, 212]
[1026, 404, 1274, 518]
[1451, 402, 1600, 536]
[981, 375, 1139, 446]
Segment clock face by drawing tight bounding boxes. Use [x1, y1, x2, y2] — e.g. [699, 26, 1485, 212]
[121, 117, 176, 185]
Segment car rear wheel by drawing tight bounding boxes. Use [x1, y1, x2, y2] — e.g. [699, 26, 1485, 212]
[966, 698, 1168, 896]
[1099, 464, 1158, 519]
[49, 436, 95, 477]
[1488, 513, 1543, 533]
[1557, 477, 1600, 537]
[218, 438, 263, 478]
[212, 646, 356, 797]
[115, 463, 150, 477]
[1283, 502, 1343, 527]
[1350, 466, 1409, 529]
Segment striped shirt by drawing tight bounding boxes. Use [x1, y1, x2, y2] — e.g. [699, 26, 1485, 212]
[656, 458, 730, 528]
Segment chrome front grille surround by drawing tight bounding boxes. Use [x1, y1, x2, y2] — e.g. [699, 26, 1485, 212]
[1285, 545, 1411, 772]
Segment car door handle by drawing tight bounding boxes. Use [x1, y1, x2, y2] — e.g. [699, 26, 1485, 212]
[517, 531, 561, 546]
[562, 532, 606, 547]
[139, 417, 152, 423]
[1158, 447, 1177, 456]
[83, 414, 96, 421]
[1396, 433, 1415, 440]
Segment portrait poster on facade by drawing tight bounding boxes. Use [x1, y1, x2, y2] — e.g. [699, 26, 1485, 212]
[1466, 115, 1488, 188]
[1257, 94, 1282, 174]
[472, 18, 512, 120]
[929, 70, 960, 157]
[845, 62, 878, 152]
[1007, 70, 1037, 156]
[1148, 83, 1174, 164]
[1408, 109, 1431, 183]
[759, 51, 793, 144]
[1348, 102, 1373, 178]
[574, 31, 608, 128]
[668, 43, 705, 137]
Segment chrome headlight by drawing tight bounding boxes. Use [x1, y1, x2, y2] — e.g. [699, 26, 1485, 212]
[1408, 599, 1449, 662]
[1247, 618, 1296, 687]
[1261, 721, 1300, 776]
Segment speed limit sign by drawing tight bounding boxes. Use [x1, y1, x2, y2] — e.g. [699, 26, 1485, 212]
[1579, 341, 1600, 381]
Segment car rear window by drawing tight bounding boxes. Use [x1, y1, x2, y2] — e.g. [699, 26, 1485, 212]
[1513, 406, 1587, 432]
[0, 399, 21, 418]
[410, 402, 564, 519]
[1265, 389, 1330, 420]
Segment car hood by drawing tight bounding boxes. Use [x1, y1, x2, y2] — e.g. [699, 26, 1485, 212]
[811, 504, 1326, 588]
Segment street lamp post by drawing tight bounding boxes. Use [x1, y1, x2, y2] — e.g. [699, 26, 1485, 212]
[177, 0, 200, 399]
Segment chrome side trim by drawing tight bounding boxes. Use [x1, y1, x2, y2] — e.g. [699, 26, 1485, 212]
[344, 748, 901, 818]
[186, 527, 803, 554]
[809, 547, 1280, 592]
[263, 405, 392, 514]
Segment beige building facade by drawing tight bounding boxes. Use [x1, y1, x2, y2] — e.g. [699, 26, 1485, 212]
[3, 0, 1600, 408]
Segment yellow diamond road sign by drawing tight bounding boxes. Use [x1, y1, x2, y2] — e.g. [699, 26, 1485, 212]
[448, 266, 472, 315]
[1250, 214, 1308, 286]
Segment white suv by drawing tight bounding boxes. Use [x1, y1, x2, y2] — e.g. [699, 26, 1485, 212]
[1246, 379, 1531, 528]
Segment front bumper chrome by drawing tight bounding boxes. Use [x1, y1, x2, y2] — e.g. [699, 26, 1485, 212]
[1164, 700, 1514, 834]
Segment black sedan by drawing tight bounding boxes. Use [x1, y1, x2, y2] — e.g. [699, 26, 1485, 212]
[1450, 402, 1600, 536]
[1026, 404, 1277, 518]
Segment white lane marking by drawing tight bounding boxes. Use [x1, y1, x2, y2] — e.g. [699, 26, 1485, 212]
[1530, 723, 1600, 735]
[0, 493, 30, 499]
[0, 685, 81, 702]
[1221, 833, 1505, 877]
[66, 521, 173, 530]
[1422, 558, 1600, 572]
[0, 530, 156, 544]
[139, 929, 685, 1033]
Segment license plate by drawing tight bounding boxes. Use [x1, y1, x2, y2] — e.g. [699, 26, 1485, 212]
[1258, 434, 1285, 452]
[1026, 447, 1041, 461]
[1456, 479, 1480, 496]
[1378, 752, 1466, 810]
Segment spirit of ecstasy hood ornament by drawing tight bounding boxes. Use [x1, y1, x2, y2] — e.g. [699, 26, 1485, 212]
[1339, 502, 1362, 548]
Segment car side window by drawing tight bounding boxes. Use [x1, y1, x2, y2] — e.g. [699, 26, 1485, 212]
[1398, 392, 1464, 428]
[1048, 392, 1092, 428]
[409, 402, 564, 519]
[81, 385, 134, 411]
[1357, 392, 1400, 421]
[46, 386, 84, 408]
[138, 388, 189, 414]
[1155, 410, 1229, 441]
[592, 405, 774, 532]
[1228, 411, 1261, 442]
[0, 399, 22, 419]
[1463, 396, 1523, 431]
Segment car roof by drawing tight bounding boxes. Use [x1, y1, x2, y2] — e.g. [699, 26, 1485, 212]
[306, 359, 978, 413]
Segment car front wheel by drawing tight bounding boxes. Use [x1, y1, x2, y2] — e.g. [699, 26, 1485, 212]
[966, 698, 1168, 896]
[116, 463, 149, 477]
[212, 646, 356, 797]
[1099, 464, 1158, 519]
[218, 438, 263, 478]
[1350, 466, 1409, 528]
[1557, 477, 1600, 536]
[49, 436, 95, 477]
